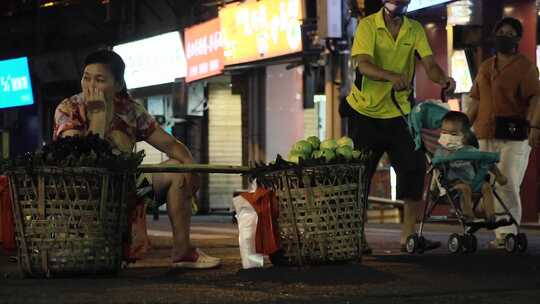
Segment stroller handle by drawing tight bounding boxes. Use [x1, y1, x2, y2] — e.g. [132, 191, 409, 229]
[390, 87, 449, 104]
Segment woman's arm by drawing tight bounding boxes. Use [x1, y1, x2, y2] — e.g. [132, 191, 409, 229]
[85, 88, 114, 138]
[145, 127, 194, 164]
[145, 127, 199, 193]
[528, 95, 540, 125]
[528, 95, 540, 147]
[465, 97, 480, 124]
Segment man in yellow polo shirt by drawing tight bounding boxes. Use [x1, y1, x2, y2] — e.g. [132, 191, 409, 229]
[345, 0, 456, 252]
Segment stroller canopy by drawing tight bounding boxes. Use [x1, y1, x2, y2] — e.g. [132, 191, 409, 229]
[408, 101, 450, 151]
[408, 101, 478, 152]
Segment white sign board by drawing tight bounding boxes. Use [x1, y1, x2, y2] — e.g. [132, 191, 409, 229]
[113, 32, 187, 89]
[408, 0, 454, 12]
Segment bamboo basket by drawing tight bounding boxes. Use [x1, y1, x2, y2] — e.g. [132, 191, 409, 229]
[7, 166, 131, 277]
[260, 163, 369, 266]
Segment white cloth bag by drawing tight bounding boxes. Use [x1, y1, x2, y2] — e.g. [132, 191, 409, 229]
[233, 179, 264, 269]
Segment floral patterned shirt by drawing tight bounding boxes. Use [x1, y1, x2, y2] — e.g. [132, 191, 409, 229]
[53, 93, 158, 152]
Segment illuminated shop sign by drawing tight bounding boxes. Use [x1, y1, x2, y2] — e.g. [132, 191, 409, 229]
[408, 0, 454, 12]
[0, 57, 34, 109]
[113, 31, 187, 89]
[219, 0, 303, 65]
[185, 18, 224, 83]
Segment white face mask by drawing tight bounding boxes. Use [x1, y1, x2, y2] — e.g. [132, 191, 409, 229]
[438, 133, 464, 150]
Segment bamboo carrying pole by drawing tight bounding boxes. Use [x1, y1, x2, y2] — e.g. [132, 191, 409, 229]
[138, 164, 251, 174]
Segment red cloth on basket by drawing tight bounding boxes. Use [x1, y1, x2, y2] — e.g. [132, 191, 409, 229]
[0, 176, 16, 252]
[240, 188, 280, 255]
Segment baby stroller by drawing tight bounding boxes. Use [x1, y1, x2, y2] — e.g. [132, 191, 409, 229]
[402, 99, 528, 254]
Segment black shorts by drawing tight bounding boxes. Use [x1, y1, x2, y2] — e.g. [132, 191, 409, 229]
[348, 112, 426, 201]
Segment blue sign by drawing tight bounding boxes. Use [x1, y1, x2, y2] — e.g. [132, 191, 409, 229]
[0, 57, 34, 109]
[408, 0, 454, 12]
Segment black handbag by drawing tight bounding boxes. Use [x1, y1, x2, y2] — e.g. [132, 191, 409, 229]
[494, 116, 529, 140]
[490, 71, 529, 140]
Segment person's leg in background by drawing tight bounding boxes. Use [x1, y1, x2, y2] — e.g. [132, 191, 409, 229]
[395, 157, 429, 248]
[479, 139, 531, 243]
[152, 158, 221, 268]
[387, 117, 437, 251]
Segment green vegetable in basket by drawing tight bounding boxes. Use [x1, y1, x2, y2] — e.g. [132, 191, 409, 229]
[336, 145, 353, 161]
[321, 149, 336, 163]
[292, 140, 313, 155]
[312, 149, 323, 159]
[320, 139, 338, 151]
[352, 149, 362, 159]
[288, 151, 308, 164]
[337, 136, 354, 149]
[306, 136, 321, 150]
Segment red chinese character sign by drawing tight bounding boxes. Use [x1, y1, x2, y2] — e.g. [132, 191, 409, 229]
[185, 18, 224, 83]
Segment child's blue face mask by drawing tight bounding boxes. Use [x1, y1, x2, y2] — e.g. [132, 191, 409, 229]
[439, 133, 464, 150]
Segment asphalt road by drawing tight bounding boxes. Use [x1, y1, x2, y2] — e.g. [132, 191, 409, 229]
[1, 216, 539, 304]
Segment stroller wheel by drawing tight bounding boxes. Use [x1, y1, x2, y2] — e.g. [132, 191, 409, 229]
[448, 233, 462, 254]
[504, 234, 517, 253]
[405, 234, 419, 254]
[463, 234, 477, 253]
[516, 233, 528, 253]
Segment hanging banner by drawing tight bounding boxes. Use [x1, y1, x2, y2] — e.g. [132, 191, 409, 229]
[185, 18, 224, 83]
[219, 0, 303, 66]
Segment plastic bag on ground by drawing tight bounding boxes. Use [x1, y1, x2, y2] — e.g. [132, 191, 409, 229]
[233, 194, 264, 269]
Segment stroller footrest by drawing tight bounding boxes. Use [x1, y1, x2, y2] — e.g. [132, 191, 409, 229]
[465, 219, 513, 230]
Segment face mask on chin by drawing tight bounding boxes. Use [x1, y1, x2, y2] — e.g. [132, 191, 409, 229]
[438, 134, 464, 150]
[384, 1, 408, 18]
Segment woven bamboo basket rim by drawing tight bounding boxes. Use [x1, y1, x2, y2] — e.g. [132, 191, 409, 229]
[260, 162, 366, 175]
[5, 166, 131, 175]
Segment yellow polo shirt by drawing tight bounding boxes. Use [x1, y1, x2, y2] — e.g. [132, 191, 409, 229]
[346, 9, 433, 119]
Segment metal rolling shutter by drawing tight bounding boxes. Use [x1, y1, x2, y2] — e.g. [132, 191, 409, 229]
[207, 79, 242, 212]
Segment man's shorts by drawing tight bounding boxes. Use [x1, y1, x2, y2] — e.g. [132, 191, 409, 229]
[348, 112, 427, 201]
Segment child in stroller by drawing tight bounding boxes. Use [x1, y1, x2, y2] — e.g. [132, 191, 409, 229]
[405, 101, 528, 254]
[434, 111, 506, 225]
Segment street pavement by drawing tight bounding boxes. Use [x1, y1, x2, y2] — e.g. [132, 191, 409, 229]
[1, 215, 539, 304]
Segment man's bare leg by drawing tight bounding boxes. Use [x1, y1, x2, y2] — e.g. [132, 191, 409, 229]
[402, 199, 420, 245]
[402, 199, 441, 251]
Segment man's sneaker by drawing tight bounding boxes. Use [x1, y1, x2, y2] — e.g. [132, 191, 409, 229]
[172, 248, 221, 269]
[400, 238, 441, 253]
